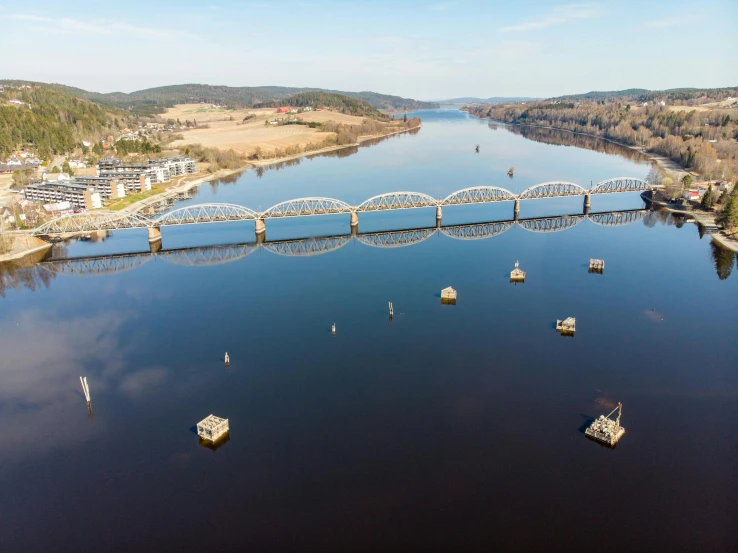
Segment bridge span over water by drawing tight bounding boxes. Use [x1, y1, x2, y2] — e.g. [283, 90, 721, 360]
[33, 178, 656, 248]
[41, 209, 647, 276]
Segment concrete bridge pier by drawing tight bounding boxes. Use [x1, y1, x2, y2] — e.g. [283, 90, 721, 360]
[583, 194, 591, 215]
[351, 223, 358, 237]
[350, 211, 359, 228]
[436, 205, 442, 228]
[148, 226, 162, 246]
[255, 218, 266, 238]
[514, 199, 520, 221]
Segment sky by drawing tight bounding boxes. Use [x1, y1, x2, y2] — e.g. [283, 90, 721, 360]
[1, 0, 736, 100]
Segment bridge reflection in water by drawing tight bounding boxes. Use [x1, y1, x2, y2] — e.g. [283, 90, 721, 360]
[41, 209, 647, 277]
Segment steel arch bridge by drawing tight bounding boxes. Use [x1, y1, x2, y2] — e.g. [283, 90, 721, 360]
[31, 178, 652, 236]
[38, 210, 647, 275]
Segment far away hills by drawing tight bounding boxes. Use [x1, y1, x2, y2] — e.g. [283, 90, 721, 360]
[0, 81, 438, 116]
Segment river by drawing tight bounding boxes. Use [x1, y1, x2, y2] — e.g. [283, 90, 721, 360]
[1, 109, 737, 552]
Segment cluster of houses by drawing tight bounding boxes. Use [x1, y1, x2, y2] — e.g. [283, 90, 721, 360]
[275, 106, 312, 114]
[21, 156, 197, 211]
[682, 181, 733, 202]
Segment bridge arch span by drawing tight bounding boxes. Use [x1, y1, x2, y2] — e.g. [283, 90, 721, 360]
[442, 186, 516, 205]
[261, 197, 352, 218]
[155, 203, 258, 225]
[358, 191, 437, 212]
[518, 181, 588, 200]
[589, 177, 651, 194]
[33, 211, 151, 235]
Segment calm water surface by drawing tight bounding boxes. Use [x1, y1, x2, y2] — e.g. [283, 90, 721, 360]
[1, 109, 737, 552]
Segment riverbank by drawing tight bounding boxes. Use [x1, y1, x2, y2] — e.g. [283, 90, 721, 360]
[0, 235, 52, 264]
[647, 197, 738, 252]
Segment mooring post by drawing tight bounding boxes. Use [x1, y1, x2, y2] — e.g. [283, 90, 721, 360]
[583, 194, 591, 214]
[514, 199, 520, 221]
[255, 218, 266, 237]
[350, 211, 359, 228]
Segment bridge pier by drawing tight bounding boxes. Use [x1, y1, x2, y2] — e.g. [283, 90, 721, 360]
[149, 239, 162, 253]
[148, 226, 162, 244]
[583, 194, 591, 214]
[436, 205, 442, 228]
[255, 218, 266, 237]
[514, 199, 520, 221]
[351, 223, 358, 237]
[350, 211, 359, 228]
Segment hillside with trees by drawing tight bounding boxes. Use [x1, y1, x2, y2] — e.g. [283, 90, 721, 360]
[255, 92, 389, 119]
[0, 81, 438, 116]
[554, 87, 738, 105]
[0, 85, 125, 160]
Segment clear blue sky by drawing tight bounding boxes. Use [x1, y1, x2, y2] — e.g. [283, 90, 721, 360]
[1, 0, 736, 99]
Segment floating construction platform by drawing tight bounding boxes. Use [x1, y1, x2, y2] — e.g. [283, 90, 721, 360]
[197, 414, 229, 444]
[510, 260, 526, 282]
[441, 286, 457, 305]
[556, 317, 576, 336]
[585, 403, 625, 446]
[589, 259, 605, 273]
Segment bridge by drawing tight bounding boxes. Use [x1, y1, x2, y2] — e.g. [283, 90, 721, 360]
[39, 209, 647, 276]
[32, 177, 655, 249]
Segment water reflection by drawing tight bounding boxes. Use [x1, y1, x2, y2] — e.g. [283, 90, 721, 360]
[710, 241, 737, 280]
[496, 123, 650, 165]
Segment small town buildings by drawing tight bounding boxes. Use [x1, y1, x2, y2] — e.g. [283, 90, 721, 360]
[276, 107, 291, 113]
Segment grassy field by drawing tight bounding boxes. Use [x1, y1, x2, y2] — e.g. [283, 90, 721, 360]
[166, 104, 374, 157]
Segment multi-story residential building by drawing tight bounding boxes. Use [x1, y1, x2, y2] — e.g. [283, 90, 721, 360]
[23, 182, 102, 210]
[71, 176, 127, 200]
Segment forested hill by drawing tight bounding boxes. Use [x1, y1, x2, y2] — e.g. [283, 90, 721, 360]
[0, 85, 124, 160]
[0, 81, 438, 116]
[255, 92, 388, 119]
[553, 87, 738, 104]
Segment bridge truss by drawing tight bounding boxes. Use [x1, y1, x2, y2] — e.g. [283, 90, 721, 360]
[32, 178, 651, 236]
[40, 210, 646, 275]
